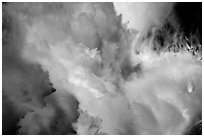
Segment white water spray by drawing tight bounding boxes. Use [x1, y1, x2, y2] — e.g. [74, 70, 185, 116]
[2, 2, 201, 135]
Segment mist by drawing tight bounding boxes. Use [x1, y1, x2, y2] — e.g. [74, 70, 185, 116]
[2, 2, 202, 135]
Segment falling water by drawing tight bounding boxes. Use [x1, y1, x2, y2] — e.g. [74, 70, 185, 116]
[2, 2, 202, 135]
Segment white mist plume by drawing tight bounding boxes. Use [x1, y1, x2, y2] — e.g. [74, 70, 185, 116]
[113, 2, 174, 34]
[2, 2, 201, 135]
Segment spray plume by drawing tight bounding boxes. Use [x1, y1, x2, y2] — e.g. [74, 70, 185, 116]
[2, 2, 202, 135]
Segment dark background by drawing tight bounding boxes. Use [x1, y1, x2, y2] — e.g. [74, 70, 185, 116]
[174, 2, 202, 44]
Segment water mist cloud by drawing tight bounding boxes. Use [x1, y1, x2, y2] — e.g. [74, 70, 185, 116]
[2, 2, 202, 135]
[113, 2, 174, 34]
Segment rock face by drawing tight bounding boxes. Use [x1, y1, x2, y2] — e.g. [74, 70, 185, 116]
[185, 121, 202, 135]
